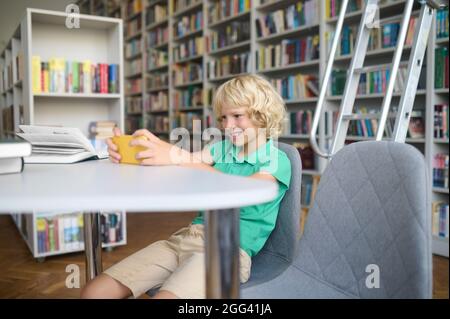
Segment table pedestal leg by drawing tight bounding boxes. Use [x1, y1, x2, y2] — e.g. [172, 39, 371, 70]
[204, 209, 240, 299]
[83, 213, 103, 281]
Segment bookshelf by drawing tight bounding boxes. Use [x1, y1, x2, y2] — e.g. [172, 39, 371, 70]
[58, 0, 450, 257]
[0, 8, 127, 259]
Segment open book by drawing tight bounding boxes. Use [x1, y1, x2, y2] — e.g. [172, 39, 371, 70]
[17, 125, 109, 164]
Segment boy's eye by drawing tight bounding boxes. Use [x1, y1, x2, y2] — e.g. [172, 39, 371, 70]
[234, 114, 243, 118]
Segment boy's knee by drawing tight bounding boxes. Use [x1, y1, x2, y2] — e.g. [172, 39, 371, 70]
[80, 280, 101, 299]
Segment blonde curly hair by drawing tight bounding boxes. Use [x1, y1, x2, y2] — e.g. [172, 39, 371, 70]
[212, 74, 286, 138]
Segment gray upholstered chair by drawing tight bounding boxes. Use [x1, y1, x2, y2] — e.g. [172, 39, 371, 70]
[242, 141, 432, 299]
[241, 142, 302, 288]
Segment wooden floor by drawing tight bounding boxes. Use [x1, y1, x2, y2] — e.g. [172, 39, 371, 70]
[0, 213, 448, 299]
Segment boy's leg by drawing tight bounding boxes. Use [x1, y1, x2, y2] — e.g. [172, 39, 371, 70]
[81, 274, 132, 299]
[152, 290, 178, 299]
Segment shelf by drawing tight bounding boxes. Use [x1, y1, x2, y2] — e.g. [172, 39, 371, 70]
[257, 23, 319, 44]
[174, 80, 203, 88]
[435, 88, 449, 94]
[208, 10, 250, 29]
[172, 1, 202, 19]
[146, 18, 169, 31]
[147, 86, 169, 93]
[125, 72, 142, 79]
[126, 92, 142, 97]
[208, 72, 249, 83]
[176, 106, 204, 112]
[174, 54, 203, 64]
[334, 46, 412, 62]
[433, 187, 449, 194]
[285, 97, 318, 105]
[280, 134, 310, 139]
[257, 59, 320, 74]
[208, 40, 251, 56]
[151, 41, 169, 50]
[125, 32, 142, 42]
[148, 109, 169, 114]
[147, 64, 169, 72]
[303, 169, 320, 176]
[326, 0, 406, 24]
[328, 90, 426, 100]
[34, 93, 121, 99]
[125, 52, 142, 61]
[34, 241, 127, 258]
[436, 37, 449, 45]
[173, 29, 202, 42]
[256, 0, 299, 12]
[434, 138, 449, 144]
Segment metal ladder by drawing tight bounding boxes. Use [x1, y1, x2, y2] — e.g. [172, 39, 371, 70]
[310, 0, 444, 159]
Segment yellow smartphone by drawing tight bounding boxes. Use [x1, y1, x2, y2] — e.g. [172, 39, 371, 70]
[112, 135, 148, 165]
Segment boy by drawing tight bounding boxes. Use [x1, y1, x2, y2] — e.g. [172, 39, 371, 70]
[81, 75, 291, 299]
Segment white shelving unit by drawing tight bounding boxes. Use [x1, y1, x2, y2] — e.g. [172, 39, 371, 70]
[1, 8, 127, 260]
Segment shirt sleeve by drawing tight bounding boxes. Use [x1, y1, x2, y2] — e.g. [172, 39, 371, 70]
[259, 150, 292, 189]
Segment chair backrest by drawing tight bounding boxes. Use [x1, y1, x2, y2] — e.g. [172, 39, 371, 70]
[244, 142, 302, 287]
[293, 141, 432, 298]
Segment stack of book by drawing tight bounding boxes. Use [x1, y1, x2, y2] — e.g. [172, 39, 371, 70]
[174, 11, 203, 38]
[270, 73, 318, 101]
[146, 91, 169, 112]
[147, 25, 169, 47]
[147, 49, 169, 70]
[432, 202, 449, 238]
[173, 63, 203, 85]
[146, 2, 168, 25]
[435, 47, 449, 89]
[208, 0, 250, 24]
[286, 110, 314, 135]
[173, 86, 203, 110]
[434, 104, 449, 139]
[436, 7, 449, 39]
[173, 36, 205, 61]
[433, 153, 449, 189]
[0, 138, 31, 175]
[325, 0, 362, 19]
[207, 52, 250, 79]
[88, 120, 116, 140]
[292, 142, 315, 170]
[207, 21, 250, 52]
[147, 72, 169, 89]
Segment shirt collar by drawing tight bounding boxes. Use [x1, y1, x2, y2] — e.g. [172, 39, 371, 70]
[229, 138, 274, 165]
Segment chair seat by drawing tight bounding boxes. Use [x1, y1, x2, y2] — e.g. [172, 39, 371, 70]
[242, 265, 356, 299]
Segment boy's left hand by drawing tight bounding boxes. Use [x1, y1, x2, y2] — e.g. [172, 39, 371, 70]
[130, 129, 187, 165]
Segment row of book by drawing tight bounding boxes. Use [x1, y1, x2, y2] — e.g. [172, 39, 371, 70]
[147, 72, 169, 89]
[433, 153, 449, 190]
[173, 86, 203, 110]
[148, 115, 169, 132]
[207, 21, 250, 52]
[126, 17, 142, 39]
[146, 3, 168, 26]
[255, 0, 319, 38]
[435, 47, 449, 89]
[256, 35, 320, 71]
[434, 104, 449, 140]
[126, 78, 143, 95]
[125, 38, 142, 59]
[126, 96, 143, 114]
[126, 0, 143, 17]
[36, 212, 124, 254]
[208, 0, 251, 25]
[147, 49, 168, 70]
[31, 57, 119, 94]
[126, 117, 143, 133]
[173, 36, 205, 62]
[301, 175, 320, 207]
[174, 11, 203, 39]
[330, 65, 425, 96]
[292, 142, 316, 170]
[0, 52, 23, 93]
[331, 16, 417, 57]
[88, 120, 116, 140]
[173, 63, 203, 85]
[286, 110, 314, 135]
[127, 58, 142, 77]
[173, 112, 202, 131]
[325, 0, 362, 19]
[432, 202, 449, 238]
[436, 8, 449, 39]
[207, 52, 251, 79]
[147, 26, 169, 48]
[270, 73, 318, 101]
[147, 91, 169, 112]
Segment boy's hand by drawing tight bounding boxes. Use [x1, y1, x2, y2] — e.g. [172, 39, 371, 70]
[130, 129, 188, 166]
[106, 127, 122, 164]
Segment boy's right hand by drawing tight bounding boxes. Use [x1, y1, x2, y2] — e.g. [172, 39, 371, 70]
[106, 127, 122, 164]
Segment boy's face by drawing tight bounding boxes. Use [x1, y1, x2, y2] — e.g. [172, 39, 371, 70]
[219, 104, 260, 147]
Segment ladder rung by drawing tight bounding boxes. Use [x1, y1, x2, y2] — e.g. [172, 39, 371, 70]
[353, 61, 409, 74]
[342, 112, 399, 120]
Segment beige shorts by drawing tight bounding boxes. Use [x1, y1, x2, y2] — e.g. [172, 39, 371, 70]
[104, 224, 252, 299]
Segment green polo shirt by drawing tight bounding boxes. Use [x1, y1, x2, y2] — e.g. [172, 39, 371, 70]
[192, 138, 291, 257]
